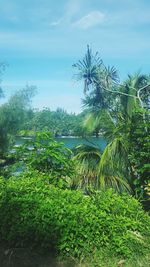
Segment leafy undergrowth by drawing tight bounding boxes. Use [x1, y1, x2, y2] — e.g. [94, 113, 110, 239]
[0, 173, 150, 265]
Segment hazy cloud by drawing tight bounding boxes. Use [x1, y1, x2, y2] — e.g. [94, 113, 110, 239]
[72, 11, 105, 29]
[49, 0, 81, 27]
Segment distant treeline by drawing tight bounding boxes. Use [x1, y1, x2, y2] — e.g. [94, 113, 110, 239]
[20, 107, 86, 137]
[0, 85, 88, 155]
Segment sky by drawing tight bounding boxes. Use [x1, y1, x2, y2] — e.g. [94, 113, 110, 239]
[0, 0, 150, 113]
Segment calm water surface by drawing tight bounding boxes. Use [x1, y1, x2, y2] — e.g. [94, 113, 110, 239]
[16, 136, 107, 150]
[56, 137, 106, 150]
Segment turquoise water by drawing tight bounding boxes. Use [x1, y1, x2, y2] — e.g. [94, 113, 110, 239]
[16, 136, 107, 150]
[56, 137, 106, 150]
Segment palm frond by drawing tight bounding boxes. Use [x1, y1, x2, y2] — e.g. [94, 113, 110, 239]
[98, 137, 131, 192]
[73, 144, 102, 189]
[82, 109, 115, 138]
[105, 66, 120, 86]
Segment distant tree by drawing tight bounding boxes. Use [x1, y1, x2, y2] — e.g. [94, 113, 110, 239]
[0, 62, 7, 99]
[25, 107, 85, 137]
[0, 85, 37, 156]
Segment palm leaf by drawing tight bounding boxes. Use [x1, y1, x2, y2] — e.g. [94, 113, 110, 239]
[73, 144, 102, 189]
[98, 137, 131, 192]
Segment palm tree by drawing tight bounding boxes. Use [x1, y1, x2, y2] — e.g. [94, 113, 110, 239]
[73, 45, 103, 94]
[73, 47, 150, 194]
[73, 45, 120, 136]
[73, 45, 119, 105]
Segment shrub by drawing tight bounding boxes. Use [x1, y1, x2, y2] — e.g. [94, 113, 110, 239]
[0, 174, 150, 260]
[13, 132, 75, 188]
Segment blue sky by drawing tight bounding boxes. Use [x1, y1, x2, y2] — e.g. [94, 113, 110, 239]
[0, 0, 150, 113]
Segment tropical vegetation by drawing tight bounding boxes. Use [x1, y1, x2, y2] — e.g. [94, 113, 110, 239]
[73, 46, 150, 200]
[0, 48, 150, 266]
[0, 175, 150, 265]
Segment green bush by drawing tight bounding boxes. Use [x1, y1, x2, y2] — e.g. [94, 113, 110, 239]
[13, 132, 75, 188]
[0, 174, 150, 260]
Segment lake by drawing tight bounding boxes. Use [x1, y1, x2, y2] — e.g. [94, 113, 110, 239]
[16, 136, 107, 150]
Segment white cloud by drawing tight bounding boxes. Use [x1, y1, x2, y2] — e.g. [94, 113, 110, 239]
[72, 11, 105, 29]
[49, 0, 81, 27]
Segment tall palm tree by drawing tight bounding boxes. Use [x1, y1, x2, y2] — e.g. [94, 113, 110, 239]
[73, 45, 119, 103]
[73, 47, 150, 194]
[73, 45, 120, 136]
[73, 45, 103, 94]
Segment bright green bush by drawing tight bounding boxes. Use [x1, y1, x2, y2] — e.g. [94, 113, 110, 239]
[0, 174, 150, 260]
[14, 132, 76, 188]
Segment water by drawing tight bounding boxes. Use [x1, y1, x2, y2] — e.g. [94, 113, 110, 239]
[56, 136, 106, 150]
[16, 136, 107, 150]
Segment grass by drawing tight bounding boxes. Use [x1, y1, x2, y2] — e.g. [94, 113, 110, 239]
[75, 253, 150, 267]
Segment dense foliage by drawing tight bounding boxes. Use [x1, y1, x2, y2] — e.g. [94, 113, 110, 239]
[0, 175, 149, 261]
[14, 132, 75, 188]
[129, 109, 150, 205]
[73, 47, 150, 200]
[21, 107, 85, 137]
[0, 50, 150, 266]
